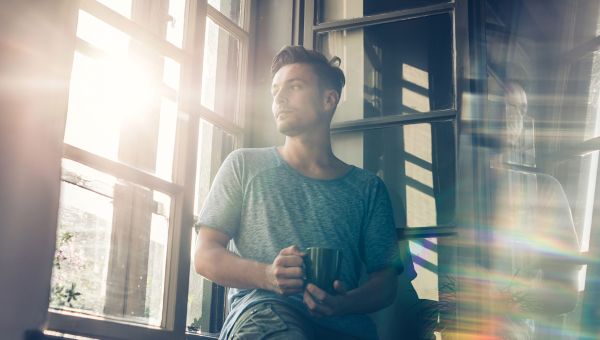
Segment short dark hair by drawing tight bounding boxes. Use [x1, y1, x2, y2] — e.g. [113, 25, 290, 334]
[271, 45, 346, 96]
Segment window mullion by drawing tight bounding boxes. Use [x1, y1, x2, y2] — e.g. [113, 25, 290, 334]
[207, 5, 248, 42]
[62, 144, 183, 195]
[312, 2, 454, 33]
[242, 0, 253, 33]
[562, 35, 600, 63]
[163, 0, 208, 336]
[236, 16, 250, 135]
[80, 0, 188, 62]
[330, 109, 457, 133]
[580, 151, 600, 335]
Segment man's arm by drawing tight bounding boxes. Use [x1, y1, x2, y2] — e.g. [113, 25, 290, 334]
[303, 267, 397, 316]
[194, 226, 306, 295]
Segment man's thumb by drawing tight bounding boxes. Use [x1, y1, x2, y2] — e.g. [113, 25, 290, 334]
[333, 280, 347, 294]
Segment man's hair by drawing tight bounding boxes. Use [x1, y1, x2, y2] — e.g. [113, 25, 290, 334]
[271, 45, 346, 96]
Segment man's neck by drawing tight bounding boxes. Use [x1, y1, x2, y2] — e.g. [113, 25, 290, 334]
[278, 134, 350, 180]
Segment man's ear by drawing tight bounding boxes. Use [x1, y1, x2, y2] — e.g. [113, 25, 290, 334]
[323, 89, 339, 112]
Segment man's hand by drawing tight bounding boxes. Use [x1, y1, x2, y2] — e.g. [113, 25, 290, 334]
[265, 245, 306, 295]
[303, 280, 348, 317]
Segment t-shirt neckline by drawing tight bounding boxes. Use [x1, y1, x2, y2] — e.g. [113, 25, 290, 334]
[271, 146, 355, 183]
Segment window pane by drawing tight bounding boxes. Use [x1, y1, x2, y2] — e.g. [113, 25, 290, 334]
[50, 163, 115, 318]
[76, 10, 130, 57]
[332, 122, 455, 228]
[416, 235, 455, 336]
[186, 229, 211, 334]
[66, 10, 180, 181]
[155, 95, 179, 181]
[187, 120, 236, 333]
[193, 120, 236, 215]
[318, 14, 454, 124]
[408, 236, 456, 301]
[166, 0, 186, 48]
[50, 160, 171, 327]
[410, 237, 441, 301]
[201, 18, 241, 122]
[209, 0, 244, 27]
[318, 0, 451, 23]
[96, 0, 133, 19]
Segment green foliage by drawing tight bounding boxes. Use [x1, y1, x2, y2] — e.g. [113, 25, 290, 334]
[50, 231, 83, 308]
[53, 231, 74, 270]
[51, 282, 82, 308]
[187, 317, 202, 333]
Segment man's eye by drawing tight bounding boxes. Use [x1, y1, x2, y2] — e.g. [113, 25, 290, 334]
[291, 85, 301, 90]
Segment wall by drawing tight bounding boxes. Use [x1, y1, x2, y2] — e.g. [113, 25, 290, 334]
[0, 1, 78, 339]
[247, 0, 295, 148]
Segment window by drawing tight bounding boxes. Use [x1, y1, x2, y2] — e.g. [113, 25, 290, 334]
[317, 0, 452, 23]
[47, 0, 251, 338]
[305, 0, 459, 333]
[318, 14, 454, 124]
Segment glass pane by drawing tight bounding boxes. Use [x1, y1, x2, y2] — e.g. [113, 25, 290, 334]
[66, 10, 180, 181]
[201, 18, 241, 122]
[187, 120, 236, 333]
[163, 57, 181, 92]
[209, 0, 244, 27]
[167, 0, 186, 48]
[50, 160, 171, 327]
[155, 93, 179, 181]
[65, 51, 178, 180]
[194, 120, 236, 215]
[318, 0, 451, 23]
[332, 122, 455, 228]
[318, 14, 454, 124]
[186, 229, 210, 334]
[96, 0, 133, 19]
[76, 10, 130, 57]
[409, 236, 456, 301]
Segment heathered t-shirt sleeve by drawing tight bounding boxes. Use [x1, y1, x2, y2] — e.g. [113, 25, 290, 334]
[196, 150, 244, 237]
[362, 176, 403, 274]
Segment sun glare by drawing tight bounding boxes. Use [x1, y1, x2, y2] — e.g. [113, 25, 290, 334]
[65, 51, 158, 159]
[65, 8, 179, 178]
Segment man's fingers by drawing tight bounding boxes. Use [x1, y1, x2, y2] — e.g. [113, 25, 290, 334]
[303, 289, 331, 316]
[279, 278, 304, 290]
[268, 247, 308, 295]
[279, 245, 305, 256]
[306, 283, 328, 303]
[274, 254, 305, 268]
[272, 266, 304, 279]
[303, 290, 320, 309]
[275, 278, 304, 296]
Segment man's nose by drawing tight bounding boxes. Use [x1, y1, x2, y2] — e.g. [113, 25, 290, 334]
[274, 88, 288, 104]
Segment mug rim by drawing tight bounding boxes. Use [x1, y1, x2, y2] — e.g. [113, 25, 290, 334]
[305, 247, 341, 252]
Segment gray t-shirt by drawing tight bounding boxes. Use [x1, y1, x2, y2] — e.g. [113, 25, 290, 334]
[197, 147, 414, 339]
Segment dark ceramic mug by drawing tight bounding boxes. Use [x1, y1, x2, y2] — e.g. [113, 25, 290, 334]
[304, 247, 342, 294]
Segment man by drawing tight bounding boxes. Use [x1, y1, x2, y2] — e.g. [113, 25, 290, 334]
[485, 80, 580, 338]
[503, 81, 534, 166]
[194, 46, 414, 339]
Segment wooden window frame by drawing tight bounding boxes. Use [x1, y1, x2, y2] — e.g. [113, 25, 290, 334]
[46, 1, 252, 339]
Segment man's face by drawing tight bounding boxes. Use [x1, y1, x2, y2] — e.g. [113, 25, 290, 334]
[271, 63, 331, 136]
[504, 83, 528, 146]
